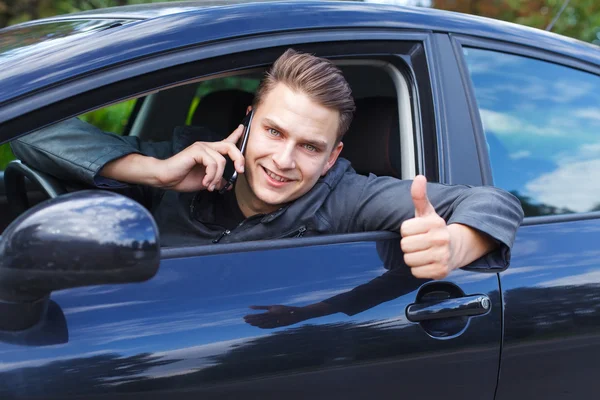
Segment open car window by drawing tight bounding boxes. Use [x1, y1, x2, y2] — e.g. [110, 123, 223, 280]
[1, 53, 418, 245]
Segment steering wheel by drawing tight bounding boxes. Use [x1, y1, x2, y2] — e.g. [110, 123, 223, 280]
[4, 160, 66, 217]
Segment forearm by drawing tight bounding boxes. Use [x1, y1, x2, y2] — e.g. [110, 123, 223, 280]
[448, 223, 497, 270]
[99, 153, 162, 187]
[11, 118, 153, 186]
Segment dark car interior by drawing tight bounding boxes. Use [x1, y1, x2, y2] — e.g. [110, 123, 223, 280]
[0, 62, 409, 238]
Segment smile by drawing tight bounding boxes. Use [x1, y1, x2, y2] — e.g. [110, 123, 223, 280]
[263, 167, 292, 183]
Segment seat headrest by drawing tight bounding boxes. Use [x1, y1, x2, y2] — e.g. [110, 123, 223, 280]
[341, 97, 401, 178]
[192, 89, 255, 138]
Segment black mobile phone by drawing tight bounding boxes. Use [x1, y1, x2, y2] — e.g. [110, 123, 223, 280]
[220, 110, 253, 193]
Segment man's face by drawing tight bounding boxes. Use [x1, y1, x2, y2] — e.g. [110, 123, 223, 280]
[236, 83, 343, 215]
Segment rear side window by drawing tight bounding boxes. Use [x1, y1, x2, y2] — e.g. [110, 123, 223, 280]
[463, 48, 600, 217]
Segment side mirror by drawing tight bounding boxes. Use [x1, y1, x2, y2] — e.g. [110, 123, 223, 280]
[0, 191, 160, 331]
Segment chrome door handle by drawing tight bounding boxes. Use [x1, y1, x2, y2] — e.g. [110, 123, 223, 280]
[406, 295, 491, 322]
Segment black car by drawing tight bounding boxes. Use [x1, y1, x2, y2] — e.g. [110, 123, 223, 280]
[0, 1, 599, 399]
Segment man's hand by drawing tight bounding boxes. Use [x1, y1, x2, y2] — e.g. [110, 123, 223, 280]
[400, 175, 455, 280]
[244, 305, 307, 329]
[100, 125, 246, 192]
[400, 176, 498, 280]
[243, 302, 336, 329]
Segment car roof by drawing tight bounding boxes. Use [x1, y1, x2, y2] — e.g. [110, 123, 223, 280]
[0, 0, 598, 108]
[10, 0, 264, 23]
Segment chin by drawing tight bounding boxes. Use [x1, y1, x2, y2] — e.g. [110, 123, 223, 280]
[254, 188, 296, 208]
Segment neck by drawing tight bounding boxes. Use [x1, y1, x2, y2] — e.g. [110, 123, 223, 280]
[234, 174, 279, 218]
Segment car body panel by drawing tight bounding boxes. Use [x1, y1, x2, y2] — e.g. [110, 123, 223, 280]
[0, 239, 501, 399]
[496, 219, 600, 399]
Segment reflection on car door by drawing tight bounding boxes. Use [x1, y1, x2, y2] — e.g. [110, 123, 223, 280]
[0, 237, 501, 399]
[497, 220, 600, 400]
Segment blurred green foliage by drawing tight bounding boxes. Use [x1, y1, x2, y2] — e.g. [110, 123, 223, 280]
[0, 143, 14, 170]
[79, 98, 137, 135]
[433, 0, 600, 45]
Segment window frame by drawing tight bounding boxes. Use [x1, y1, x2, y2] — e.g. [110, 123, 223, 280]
[0, 31, 436, 254]
[451, 34, 600, 225]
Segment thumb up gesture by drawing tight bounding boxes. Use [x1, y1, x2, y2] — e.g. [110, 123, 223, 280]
[400, 175, 455, 280]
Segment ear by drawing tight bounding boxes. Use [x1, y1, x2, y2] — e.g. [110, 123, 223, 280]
[321, 141, 344, 176]
[246, 106, 252, 115]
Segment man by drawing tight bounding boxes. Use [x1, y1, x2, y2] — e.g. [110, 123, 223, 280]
[11, 49, 524, 280]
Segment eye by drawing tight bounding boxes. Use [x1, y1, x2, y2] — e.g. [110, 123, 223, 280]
[303, 144, 317, 152]
[268, 128, 281, 137]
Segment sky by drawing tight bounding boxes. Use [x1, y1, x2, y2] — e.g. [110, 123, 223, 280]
[463, 47, 600, 212]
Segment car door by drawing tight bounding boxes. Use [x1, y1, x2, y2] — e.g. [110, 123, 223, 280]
[0, 34, 502, 400]
[0, 241, 502, 400]
[455, 36, 600, 399]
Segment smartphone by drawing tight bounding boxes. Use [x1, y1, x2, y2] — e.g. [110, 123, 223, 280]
[219, 110, 253, 193]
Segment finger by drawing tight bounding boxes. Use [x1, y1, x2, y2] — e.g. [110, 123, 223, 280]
[404, 249, 439, 268]
[411, 175, 436, 218]
[404, 247, 450, 269]
[215, 177, 228, 191]
[244, 317, 277, 329]
[400, 216, 445, 237]
[224, 124, 245, 144]
[201, 152, 219, 190]
[409, 263, 450, 280]
[209, 141, 245, 174]
[244, 314, 270, 323]
[244, 313, 279, 326]
[204, 147, 227, 190]
[400, 233, 432, 253]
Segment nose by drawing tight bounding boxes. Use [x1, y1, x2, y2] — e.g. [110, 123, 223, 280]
[272, 141, 296, 170]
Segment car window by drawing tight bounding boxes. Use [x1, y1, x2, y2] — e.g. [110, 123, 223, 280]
[1, 59, 409, 242]
[0, 98, 138, 172]
[79, 98, 138, 135]
[186, 76, 260, 125]
[0, 143, 14, 171]
[463, 47, 600, 217]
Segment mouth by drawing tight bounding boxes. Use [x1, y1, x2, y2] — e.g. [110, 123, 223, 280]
[262, 166, 293, 183]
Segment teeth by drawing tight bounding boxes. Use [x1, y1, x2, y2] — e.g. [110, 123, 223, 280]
[265, 168, 289, 182]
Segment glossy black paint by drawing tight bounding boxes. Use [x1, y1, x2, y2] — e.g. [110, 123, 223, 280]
[0, 191, 159, 329]
[0, 300, 67, 346]
[0, 239, 501, 399]
[406, 294, 491, 322]
[496, 219, 600, 399]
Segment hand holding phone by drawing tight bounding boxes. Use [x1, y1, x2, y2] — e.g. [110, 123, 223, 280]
[220, 110, 253, 193]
